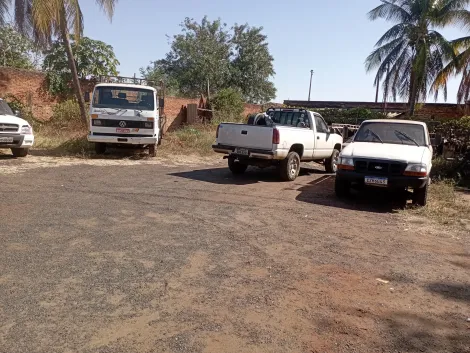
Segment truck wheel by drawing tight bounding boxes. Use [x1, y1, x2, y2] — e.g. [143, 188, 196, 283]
[412, 184, 428, 206]
[325, 149, 340, 173]
[11, 148, 29, 157]
[149, 144, 157, 157]
[95, 143, 106, 155]
[280, 152, 300, 181]
[335, 177, 350, 197]
[228, 157, 248, 174]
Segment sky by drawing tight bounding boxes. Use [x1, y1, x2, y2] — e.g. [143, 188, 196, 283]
[79, 0, 468, 103]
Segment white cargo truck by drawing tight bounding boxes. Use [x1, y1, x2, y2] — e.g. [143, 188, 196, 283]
[86, 76, 165, 156]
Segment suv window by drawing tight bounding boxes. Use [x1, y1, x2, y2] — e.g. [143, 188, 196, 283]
[0, 100, 14, 116]
[268, 111, 311, 128]
[314, 115, 328, 133]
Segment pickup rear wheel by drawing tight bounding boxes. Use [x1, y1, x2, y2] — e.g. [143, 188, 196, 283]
[280, 152, 300, 181]
[325, 149, 340, 173]
[228, 157, 248, 174]
[412, 184, 428, 206]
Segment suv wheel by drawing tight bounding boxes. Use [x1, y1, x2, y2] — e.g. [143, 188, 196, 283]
[413, 184, 428, 206]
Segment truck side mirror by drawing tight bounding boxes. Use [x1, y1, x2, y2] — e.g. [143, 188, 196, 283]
[14, 110, 20, 117]
[159, 98, 164, 108]
[84, 92, 90, 103]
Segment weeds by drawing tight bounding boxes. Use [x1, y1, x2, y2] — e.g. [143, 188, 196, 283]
[160, 124, 217, 156]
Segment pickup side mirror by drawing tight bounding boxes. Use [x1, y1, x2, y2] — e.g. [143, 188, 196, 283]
[84, 92, 90, 103]
[14, 110, 20, 117]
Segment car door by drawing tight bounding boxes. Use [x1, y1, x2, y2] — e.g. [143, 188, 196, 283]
[312, 114, 332, 159]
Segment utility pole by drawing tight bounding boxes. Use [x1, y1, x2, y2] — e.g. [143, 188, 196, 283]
[308, 70, 314, 101]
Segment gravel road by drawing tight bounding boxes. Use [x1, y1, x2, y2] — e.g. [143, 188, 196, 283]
[0, 156, 469, 353]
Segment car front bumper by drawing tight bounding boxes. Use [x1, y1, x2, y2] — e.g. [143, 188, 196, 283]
[88, 134, 157, 145]
[0, 134, 34, 149]
[337, 169, 429, 189]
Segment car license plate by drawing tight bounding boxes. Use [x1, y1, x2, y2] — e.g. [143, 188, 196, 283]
[235, 148, 249, 156]
[365, 176, 388, 186]
[116, 128, 130, 133]
[0, 137, 13, 143]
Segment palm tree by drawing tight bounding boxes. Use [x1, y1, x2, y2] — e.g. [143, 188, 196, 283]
[365, 0, 470, 116]
[12, 0, 117, 124]
[0, 0, 8, 26]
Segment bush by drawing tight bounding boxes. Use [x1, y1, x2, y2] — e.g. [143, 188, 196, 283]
[211, 88, 245, 123]
[51, 100, 83, 127]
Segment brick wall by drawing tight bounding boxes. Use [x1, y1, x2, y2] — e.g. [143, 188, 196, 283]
[0, 67, 264, 132]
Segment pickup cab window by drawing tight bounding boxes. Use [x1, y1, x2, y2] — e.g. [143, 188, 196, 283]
[268, 111, 310, 128]
[314, 115, 329, 133]
[355, 122, 427, 146]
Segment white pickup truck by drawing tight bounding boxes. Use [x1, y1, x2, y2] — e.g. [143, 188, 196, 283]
[212, 108, 343, 181]
[335, 119, 433, 206]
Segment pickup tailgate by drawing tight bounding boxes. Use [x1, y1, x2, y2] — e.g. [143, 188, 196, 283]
[217, 123, 273, 150]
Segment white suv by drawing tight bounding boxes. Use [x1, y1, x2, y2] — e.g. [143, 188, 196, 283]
[0, 99, 34, 157]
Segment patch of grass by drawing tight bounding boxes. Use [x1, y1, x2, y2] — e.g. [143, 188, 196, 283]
[407, 181, 470, 226]
[160, 124, 217, 156]
[34, 127, 92, 157]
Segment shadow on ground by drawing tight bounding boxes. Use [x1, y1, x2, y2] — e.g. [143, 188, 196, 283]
[29, 145, 152, 160]
[170, 166, 328, 186]
[426, 282, 470, 303]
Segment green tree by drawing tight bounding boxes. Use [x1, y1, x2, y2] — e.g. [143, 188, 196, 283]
[230, 24, 276, 103]
[0, 25, 41, 69]
[12, 0, 117, 125]
[43, 36, 119, 95]
[212, 88, 245, 121]
[365, 0, 469, 116]
[142, 16, 276, 103]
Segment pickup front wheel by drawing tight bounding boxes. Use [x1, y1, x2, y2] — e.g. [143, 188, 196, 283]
[280, 152, 301, 181]
[325, 149, 340, 173]
[412, 184, 428, 206]
[228, 157, 248, 174]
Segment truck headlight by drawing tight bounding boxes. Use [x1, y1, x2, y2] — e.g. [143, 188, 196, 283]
[93, 119, 102, 126]
[404, 163, 428, 177]
[21, 125, 32, 134]
[338, 157, 354, 170]
[144, 122, 153, 129]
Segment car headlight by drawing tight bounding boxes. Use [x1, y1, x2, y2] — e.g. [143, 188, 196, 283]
[404, 163, 428, 176]
[21, 125, 32, 134]
[93, 119, 102, 126]
[339, 157, 354, 166]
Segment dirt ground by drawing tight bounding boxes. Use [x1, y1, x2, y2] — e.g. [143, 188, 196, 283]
[0, 154, 469, 353]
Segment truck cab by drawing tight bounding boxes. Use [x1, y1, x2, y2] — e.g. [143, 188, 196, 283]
[87, 77, 164, 156]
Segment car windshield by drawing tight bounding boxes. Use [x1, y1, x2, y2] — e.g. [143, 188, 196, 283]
[93, 87, 155, 111]
[354, 122, 427, 146]
[0, 100, 14, 116]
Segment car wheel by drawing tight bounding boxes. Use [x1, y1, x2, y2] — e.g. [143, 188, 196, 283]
[11, 148, 29, 157]
[95, 143, 106, 155]
[325, 149, 340, 173]
[149, 144, 157, 157]
[280, 152, 300, 181]
[335, 177, 350, 197]
[412, 184, 428, 206]
[228, 157, 248, 174]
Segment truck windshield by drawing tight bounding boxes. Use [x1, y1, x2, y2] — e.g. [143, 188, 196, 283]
[93, 87, 155, 111]
[354, 122, 427, 146]
[0, 100, 14, 116]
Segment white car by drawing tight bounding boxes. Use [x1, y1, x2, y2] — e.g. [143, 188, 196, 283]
[335, 119, 433, 206]
[0, 99, 34, 157]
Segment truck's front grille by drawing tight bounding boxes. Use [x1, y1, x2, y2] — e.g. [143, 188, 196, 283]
[92, 119, 153, 129]
[0, 123, 19, 132]
[355, 159, 406, 176]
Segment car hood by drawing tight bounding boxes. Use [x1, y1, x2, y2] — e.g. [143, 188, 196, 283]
[341, 142, 427, 163]
[0, 114, 30, 126]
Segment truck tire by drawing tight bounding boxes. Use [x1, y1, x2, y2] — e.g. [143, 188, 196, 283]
[149, 144, 157, 157]
[11, 148, 29, 157]
[412, 184, 428, 206]
[325, 149, 340, 173]
[280, 152, 300, 181]
[335, 177, 350, 198]
[95, 143, 106, 155]
[228, 157, 248, 174]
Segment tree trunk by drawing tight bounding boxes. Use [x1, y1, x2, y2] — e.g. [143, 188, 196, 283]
[408, 69, 417, 117]
[59, 4, 87, 125]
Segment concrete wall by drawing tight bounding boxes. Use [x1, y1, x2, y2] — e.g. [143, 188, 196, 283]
[0, 67, 264, 132]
